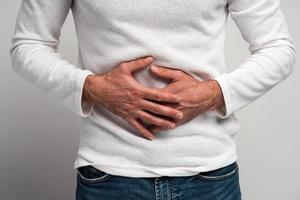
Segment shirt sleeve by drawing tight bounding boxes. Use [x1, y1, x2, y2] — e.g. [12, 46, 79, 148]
[9, 0, 95, 117]
[213, 0, 296, 119]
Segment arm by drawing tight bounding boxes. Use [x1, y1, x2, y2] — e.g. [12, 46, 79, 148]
[213, 0, 296, 118]
[10, 0, 95, 117]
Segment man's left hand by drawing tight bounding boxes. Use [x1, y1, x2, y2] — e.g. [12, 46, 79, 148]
[148, 65, 225, 133]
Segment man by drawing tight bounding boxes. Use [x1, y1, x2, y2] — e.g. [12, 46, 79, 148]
[10, 0, 295, 199]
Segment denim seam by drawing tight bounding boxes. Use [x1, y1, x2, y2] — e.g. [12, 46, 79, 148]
[155, 177, 160, 200]
[169, 178, 176, 200]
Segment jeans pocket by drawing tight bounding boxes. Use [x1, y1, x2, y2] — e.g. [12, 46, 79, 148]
[77, 165, 111, 184]
[196, 162, 238, 181]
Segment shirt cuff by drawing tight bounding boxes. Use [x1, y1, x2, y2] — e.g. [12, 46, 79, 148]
[76, 69, 95, 117]
[211, 76, 234, 119]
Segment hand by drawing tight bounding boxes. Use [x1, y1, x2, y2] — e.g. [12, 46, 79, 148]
[148, 65, 225, 133]
[82, 56, 184, 140]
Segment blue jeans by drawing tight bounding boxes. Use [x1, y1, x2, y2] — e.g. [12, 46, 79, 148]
[76, 161, 242, 200]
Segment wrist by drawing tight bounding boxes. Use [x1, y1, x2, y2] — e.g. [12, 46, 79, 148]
[207, 79, 225, 110]
[83, 75, 97, 105]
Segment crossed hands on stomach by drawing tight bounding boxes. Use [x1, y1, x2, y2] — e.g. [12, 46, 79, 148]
[82, 56, 225, 140]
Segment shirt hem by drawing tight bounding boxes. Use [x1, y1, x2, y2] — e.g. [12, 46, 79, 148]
[73, 154, 238, 178]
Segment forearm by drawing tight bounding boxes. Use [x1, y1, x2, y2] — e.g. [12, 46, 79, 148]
[10, 0, 95, 117]
[212, 0, 295, 118]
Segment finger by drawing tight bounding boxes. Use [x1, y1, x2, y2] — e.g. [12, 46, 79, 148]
[123, 56, 154, 73]
[150, 65, 182, 81]
[140, 99, 183, 120]
[127, 118, 155, 140]
[141, 86, 182, 103]
[150, 126, 164, 134]
[135, 110, 176, 129]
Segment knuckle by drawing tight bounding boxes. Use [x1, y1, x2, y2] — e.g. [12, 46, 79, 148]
[134, 60, 142, 67]
[129, 89, 142, 98]
[145, 115, 154, 123]
[136, 86, 147, 96]
[137, 89, 145, 96]
[135, 102, 144, 111]
[126, 91, 141, 102]
[155, 118, 171, 127]
[165, 107, 175, 113]
[156, 94, 164, 101]
[175, 70, 183, 77]
[132, 100, 141, 109]
[146, 115, 158, 125]
[164, 121, 175, 128]
[135, 110, 142, 117]
[136, 112, 146, 120]
[119, 63, 128, 71]
[153, 119, 164, 127]
[153, 107, 162, 114]
[162, 122, 171, 128]
[160, 107, 171, 115]
[128, 109, 137, 118]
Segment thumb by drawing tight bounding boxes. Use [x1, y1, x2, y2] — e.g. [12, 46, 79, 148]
[150, 65, 180, 81]
[125, 56, 154, 73]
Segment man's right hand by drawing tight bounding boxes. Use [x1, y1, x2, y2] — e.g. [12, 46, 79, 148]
[82, 56, 183, 140]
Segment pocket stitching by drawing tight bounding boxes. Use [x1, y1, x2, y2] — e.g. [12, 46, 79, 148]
[77, 168, 111, 184]
[196, 164, 238, 181]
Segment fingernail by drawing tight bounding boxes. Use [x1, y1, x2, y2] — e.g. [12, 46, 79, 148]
[148, 135, 155, 140]
[176, 112, 183, 119]
[151, 65, 157, 70]
[169, 123, 176, 128]
[145, 56, 153, 62]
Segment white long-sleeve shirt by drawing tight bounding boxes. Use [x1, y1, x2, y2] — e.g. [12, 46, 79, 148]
[10, 0, 296, 177]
